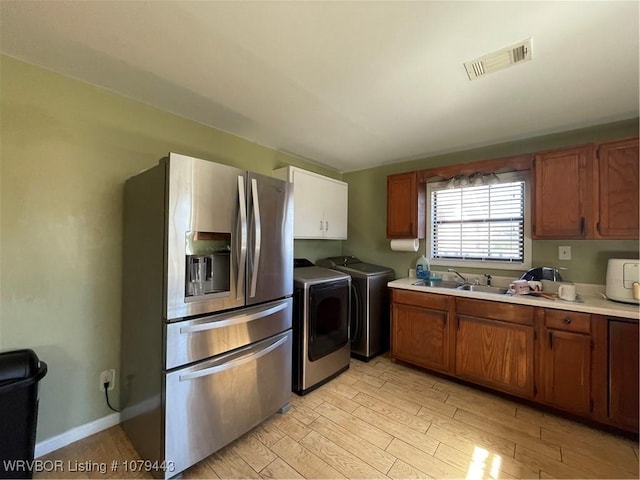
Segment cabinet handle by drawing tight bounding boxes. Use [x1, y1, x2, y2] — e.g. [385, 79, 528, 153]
[580, 217, 585, 236]
[320, 220, 324, 231]
[596, 222, 601, 234]
[563, 317, 572, 325]
[548, 331, 553, 349]
[443, 315, 447, 326]
[325, 221, 329, 231]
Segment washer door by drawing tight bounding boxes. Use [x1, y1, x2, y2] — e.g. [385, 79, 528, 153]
[308, 279, 349, 361]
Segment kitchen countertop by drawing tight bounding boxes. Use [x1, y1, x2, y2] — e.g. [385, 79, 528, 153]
[388, 277, 640, 320]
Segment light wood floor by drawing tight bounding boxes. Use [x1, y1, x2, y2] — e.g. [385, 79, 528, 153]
[37, 356, 639, 479]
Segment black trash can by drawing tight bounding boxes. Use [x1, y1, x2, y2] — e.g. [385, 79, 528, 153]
[0, 349, 47, 479]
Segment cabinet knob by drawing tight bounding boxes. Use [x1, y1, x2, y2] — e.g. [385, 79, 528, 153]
[564, 317, 572, 325]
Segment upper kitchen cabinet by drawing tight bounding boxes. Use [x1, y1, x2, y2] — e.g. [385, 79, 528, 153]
[274, 166, 348, 239]
[533, 144, 593, 239]
[533, 137, 639, 240]
[387, 171, 425, 238]
[595, 137, 639, 239]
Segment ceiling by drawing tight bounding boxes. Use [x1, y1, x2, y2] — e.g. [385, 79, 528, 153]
[1, 1, 638, 173]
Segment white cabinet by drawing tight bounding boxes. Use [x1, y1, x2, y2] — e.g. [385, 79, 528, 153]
[274, 166, 348, 239]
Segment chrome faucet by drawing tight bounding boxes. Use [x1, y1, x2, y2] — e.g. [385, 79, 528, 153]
[448, 268, 468, 284]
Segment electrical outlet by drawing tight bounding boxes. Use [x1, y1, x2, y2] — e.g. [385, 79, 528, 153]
[100, 369, 115, 391]
[559, 246, 571, 260]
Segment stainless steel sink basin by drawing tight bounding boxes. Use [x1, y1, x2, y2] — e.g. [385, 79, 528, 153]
[412, 279, 463, 289]
[457, 284, 508, 294]
[411, 279, 507, 294]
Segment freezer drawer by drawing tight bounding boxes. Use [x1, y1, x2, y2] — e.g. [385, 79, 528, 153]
[165, 298, 292, 369]
[164, 330, 292, 477]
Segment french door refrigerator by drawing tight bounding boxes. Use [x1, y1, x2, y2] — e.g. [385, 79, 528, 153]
[120, 153, 293, 478]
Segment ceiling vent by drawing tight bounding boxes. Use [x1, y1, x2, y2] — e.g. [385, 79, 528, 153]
[464, 38, 532, 81]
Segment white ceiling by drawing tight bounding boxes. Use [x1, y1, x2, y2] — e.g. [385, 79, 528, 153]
[1, 1, 638, 173]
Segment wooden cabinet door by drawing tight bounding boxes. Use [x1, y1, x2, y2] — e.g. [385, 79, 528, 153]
[455, 316, 534, 398]
[541, 329, 592, 415]
[533, 145, 592, 238]
[609, 320, 639, 431]
[387, 172, 425, 239]
[322, 177, 348, 239]
[596, 138, 639, 239]
[391, 303, 449, 372]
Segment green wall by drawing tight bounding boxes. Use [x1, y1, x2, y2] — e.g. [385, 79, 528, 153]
[0, 55, 340, 442]
[343, 119, 640, 283]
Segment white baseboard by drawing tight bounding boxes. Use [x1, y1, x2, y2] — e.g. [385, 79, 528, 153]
[35, 412, 121, 458]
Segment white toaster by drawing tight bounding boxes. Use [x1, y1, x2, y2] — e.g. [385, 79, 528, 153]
[605, 259, 640, 304]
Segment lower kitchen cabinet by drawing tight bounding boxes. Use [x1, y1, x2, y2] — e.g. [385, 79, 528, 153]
[389, 287, 639, 433]
[390, 290, 450, 372]
[541, 330, 592, 414]
[539, 309, 592, 415]
[608, 319, 639, 431]
[454, 297, 534, 398]
[455, 314, 534, 398]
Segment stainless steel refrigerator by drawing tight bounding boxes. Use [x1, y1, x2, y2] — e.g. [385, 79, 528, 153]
[120, 153, 293, 478]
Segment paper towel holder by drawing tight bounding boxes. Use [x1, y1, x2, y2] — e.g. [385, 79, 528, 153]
[390, 238, 419, 252]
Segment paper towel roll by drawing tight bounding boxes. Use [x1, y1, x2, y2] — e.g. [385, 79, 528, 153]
[390, 238, 419, 252]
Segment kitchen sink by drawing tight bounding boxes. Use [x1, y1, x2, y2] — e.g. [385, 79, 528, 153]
[412, 279, 463, 289]
[456, 284, 508, 294]
[411, 279, 508, 295]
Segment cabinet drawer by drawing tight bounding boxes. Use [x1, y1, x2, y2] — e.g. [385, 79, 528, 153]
[545, 309, 590, 334]
[456, 298, 534, 326]
[391, 289, 450, 310]
[165, 330, 292, 475]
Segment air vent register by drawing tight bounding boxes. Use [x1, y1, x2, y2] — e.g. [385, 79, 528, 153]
[464, 38, 532, 80]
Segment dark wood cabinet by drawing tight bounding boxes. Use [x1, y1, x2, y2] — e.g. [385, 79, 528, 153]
[608, 319, 639, 431]
[390, 290, 449, 372]
[533, 137, 639, 240]
[596, 138, 639, 239]
[389, 287, 638, 433]
[539, 310, 593, 415]
[454, 298, 534, 398]
[386, 171, 425, 239]
[533, 145, 592, 238]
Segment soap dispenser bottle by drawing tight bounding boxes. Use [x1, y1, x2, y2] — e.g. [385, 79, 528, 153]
[416, 255, 430, 280]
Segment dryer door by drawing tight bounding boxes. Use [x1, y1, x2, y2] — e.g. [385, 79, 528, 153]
[308, 279, 350, 361]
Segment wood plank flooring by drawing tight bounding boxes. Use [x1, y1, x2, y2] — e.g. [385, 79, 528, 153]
[36, 356, 639, 479]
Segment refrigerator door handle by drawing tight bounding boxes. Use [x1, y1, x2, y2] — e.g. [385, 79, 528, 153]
[179, 334, 289, 382]
[249, 178, 262, 298]
[179, 301, 288, 334]
[237, 176, 247, 299]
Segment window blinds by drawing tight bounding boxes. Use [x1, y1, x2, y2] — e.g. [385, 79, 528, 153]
[430, 181, 525, 263]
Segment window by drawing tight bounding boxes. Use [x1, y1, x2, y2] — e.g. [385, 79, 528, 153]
[427, 172, 531, 269]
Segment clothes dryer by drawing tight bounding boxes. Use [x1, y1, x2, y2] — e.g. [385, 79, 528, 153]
[292, 259, 351, 394]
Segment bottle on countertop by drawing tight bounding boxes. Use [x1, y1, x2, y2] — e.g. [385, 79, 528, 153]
[416, 255, 430, 280]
